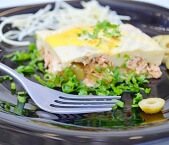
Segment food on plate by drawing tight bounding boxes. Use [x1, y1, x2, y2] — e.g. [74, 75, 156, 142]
[36, 21, 165, 86]
[138, 98, 165, 114]
[153, 35, 169, 69]
[0, 0, 167, 116]
[153, 35, 169, 51]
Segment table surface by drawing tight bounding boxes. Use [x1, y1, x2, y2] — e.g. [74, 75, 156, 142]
[0, 0, 168, 9]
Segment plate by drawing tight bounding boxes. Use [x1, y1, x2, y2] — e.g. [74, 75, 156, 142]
[0, 0, 169, 145]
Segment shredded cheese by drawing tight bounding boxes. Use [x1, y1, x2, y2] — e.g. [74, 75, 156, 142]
[0, 0, 131, 46]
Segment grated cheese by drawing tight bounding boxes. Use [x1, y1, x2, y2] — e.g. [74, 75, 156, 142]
[0, 0, 131, 46]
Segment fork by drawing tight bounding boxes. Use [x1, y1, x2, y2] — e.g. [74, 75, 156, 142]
[0, 62, 121, 114]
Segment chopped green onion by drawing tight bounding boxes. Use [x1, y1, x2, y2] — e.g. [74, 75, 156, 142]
[145, 88, 151, 94]
[14, 101, 25, 115]
[78, 20, 121, 46]
[3, 43, 152, 113]
[4, 51, 32, 62]
[28, 43, 36, 52]
[16, 66, 34, 74]
[18, 92, 27, 96]
[34, 74, 59, 88]
[132, 93, 143, 107]
[0, 75, 13, 81]
[124, 54, 130, 60]
[37, 62, 45, 73]
[122, 54, 130, 68]
[44, 73, 55, 81]
[10, 82, 16, 90]
[94, 66, 102, 73]
[113, 100, 124, 110]
[17, 95, 27, 103]
[14, 92, 28, 115]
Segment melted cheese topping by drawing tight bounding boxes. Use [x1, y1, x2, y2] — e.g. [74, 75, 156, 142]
[45, 27, 120, 54]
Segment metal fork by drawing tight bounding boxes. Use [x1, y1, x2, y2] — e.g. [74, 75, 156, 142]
[0, 63, 121, 114]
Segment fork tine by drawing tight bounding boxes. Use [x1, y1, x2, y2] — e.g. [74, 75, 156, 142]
[47, 107, 113, 114]
[50, 103, 116, 108]
[55, 99, 119, 104]
[59, 95, 121, 100]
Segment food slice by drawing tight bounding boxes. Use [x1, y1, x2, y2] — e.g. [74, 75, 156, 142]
[36, 23, 165, 86]
[138, 98, 165, 114]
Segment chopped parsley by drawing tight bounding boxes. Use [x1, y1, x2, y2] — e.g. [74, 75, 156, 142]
[3, 43, 152, 112]
[124, 54, 130, 60]
[132, 93, 143, 107]
[122, 54, 130, 68]
[10, 82, 16, 91]
[78, 20, 121, 46]
[33, 65, 150, 99]
[113, 100, 124, 110]
[145, 88, 151, 94]
[94, 66, 102, 73]
[0, 75, 28, 115]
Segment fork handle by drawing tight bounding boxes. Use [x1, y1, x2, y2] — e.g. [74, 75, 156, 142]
[0, 62, 29, 87]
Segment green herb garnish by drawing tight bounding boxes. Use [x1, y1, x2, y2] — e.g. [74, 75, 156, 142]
[122, 54, 130, 68]
[14, 91, 28, 115]
[3, 43, 152, 112]
[132, 93, 143, 107]
[10, 82, 16, 90]
[78, 20, 121, 46]
[4, 43, 43, 75]
[113, 100, 124, 110]
[0, 75, 13, 82]
[94, 66, 102, 73]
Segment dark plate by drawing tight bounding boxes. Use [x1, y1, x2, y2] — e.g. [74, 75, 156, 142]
[0, 0, 169, 145]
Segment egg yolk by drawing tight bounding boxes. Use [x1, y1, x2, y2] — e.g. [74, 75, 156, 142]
[45, 27, 120, 53]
